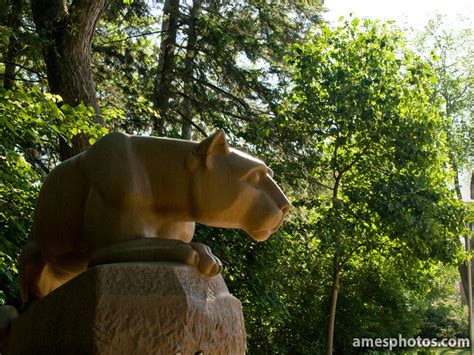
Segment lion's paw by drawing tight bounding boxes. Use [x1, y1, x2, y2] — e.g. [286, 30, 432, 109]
[190, 242, 223, 276]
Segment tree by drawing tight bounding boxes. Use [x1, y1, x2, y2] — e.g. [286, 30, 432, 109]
[418, 264, 468, 340]
[412, 15, 473, 198]
[271, 18, 465, 354]
[411, 15, 474, 304]
[0, 0, 326, 325]
[79, 1, 324, 140]
[1, 0, 46, 89]
[181, 0, 201, 139]
[0, 85, 105, 306]
[152, 0, 179, 133]
[1, 2, 111, 305]
[0, 4, 469, 352]
[2, 0, 24, 90]
[146, 1, 324, 138]
[31, 0, 107, 159]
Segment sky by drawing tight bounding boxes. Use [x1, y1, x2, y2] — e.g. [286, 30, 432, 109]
[460, 171, 473, 203]
[323, 0, 473, 30]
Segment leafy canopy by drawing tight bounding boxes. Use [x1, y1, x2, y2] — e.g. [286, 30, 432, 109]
[274, 18, 465, 266]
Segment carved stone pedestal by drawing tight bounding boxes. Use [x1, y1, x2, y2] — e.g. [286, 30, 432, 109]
[5, 262, 246, 354]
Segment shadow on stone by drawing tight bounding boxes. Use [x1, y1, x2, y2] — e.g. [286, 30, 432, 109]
[5, 262, 246, 354]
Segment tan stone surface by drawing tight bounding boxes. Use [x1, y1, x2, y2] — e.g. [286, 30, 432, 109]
[6, 263, 246, 355]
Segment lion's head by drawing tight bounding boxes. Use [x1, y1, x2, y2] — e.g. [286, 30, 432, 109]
[187, 131, 291, 241]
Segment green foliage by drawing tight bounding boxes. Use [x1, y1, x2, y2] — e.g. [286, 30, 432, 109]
[94, 1, 158, 133]
[0, 3, 469, 353]
[418, 265, 468, 340]
[93, 1, 323, 137]
[258, 18, 466, 352]
[411, 15, 473, 173]
[333, 255, 427, 353]
[410, 13, 473, 316]
[275, 18, 464, 265]
[0, 1, 46, 87]
[0, 85, 109, 305]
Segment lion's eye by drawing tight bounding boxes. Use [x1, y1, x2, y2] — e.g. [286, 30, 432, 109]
[247, 171, 260, 185]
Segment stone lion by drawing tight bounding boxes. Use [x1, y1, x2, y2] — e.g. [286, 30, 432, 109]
[18, 130, 291, 304]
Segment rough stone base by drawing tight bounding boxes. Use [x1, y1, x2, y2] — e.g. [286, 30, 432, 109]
[5, 262, 246, 355]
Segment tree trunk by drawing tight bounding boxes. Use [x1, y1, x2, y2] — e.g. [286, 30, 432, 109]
[448, 151, 463, 201]
[326, 263, 341, 355]
[460, 262, 472, 301]
[3, 0, 24, 89]
[447, 141, 473, 304]
[459, 172, 474, 303]
[181, 0, 201, 140]
[470, 170, 473, 200]
[31, 0, 107, 160]
[152, 0, 179, 134]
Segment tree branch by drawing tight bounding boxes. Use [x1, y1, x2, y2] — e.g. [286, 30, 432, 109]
[0, 74, 44, 83]
[0, 60, 45, 79]
[101, 30, 166, 45]
[195, 77, 250, 111]
[175, 109, 208, 137]
[340, 141, 372, 175]
[308, 175, 334, 191]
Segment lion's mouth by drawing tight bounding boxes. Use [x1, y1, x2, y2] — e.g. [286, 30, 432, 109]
[248, 229, 272, 242]
[270, 205, 291, 233]
[248, 211, 289, 242]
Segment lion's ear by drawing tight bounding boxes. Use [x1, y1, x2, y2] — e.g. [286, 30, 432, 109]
[195, 130, 230, 156]
[187, 130, 230, 172]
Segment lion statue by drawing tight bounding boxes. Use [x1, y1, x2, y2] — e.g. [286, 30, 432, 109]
[16, 130, 290, 305]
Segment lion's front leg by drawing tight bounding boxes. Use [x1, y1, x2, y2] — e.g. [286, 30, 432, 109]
[89, 239, 199, 267]
[88, 239, 223, 276]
